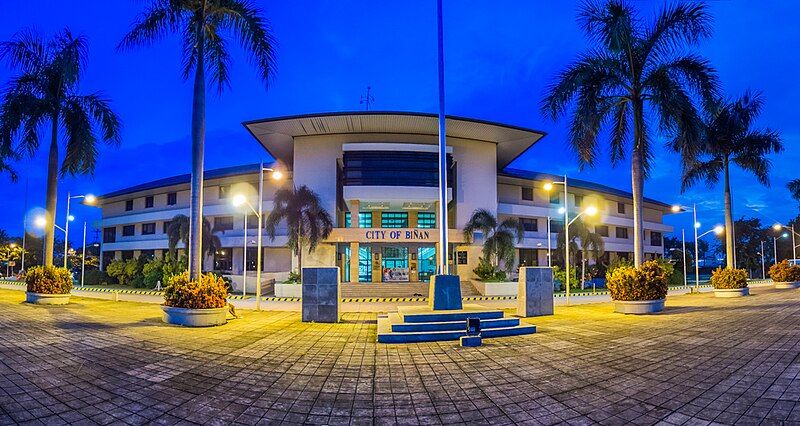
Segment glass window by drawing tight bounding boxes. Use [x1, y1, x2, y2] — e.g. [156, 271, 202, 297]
[651, 231, 662, 246]
[140, 249, 155, 260]
[358, 246, 372, 282]
[381, 212, 408, 228]
[125, 200, 133, 211]
[122, 225, 135, 236]
[214, 249, 232, 271]
[616, 227, 629, 239]
[617, 202, 626, 214]
[145, 196, 154, 208]
[549, 192, 560, 204]
[342, 151, 453, 187]
[574, 195, 583, 207]
[418, 212, 436, 229]
[344, 213, 351, 228]
[142, 223, 156, 235]
[519, 248, 538, 267]
[214, 216, 234, 231]
[246, 215, 260, 229]
[121, 250, 134, 260]
[521, 187, 533, 201]
[520, 217, 538, 232]
[219, 185, 230, 199]
[595, 225, 609, 237]
[550, 220, 564, 234]
[167, 192, 177, 205]
[359, 212, 372, 228]
[162, 221, 171, 234]
[103, 227, 116, 243]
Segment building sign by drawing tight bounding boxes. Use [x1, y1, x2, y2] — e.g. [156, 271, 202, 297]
[364, 229, 431, 241]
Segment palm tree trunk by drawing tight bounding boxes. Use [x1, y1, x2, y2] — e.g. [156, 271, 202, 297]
[188, 18, 206, 280]
[631, 100, 645, 267]
[43, 116, 59, 267]
[723, 157, 735, 269]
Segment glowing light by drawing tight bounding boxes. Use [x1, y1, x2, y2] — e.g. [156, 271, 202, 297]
[773, 223, 783, 231]
[694, 221, 701, 229]
[35, 216, 46, 228]
[713, 225, 724, 235]
[84, 194, 97, 204]
[783, 233, 789, 238]
[67, 215, 75, 222]
[271, 170, 283, 180]
[584, 206, 598, 216]
[671, 205, 681, 212]
[232, 194, 246, 207]
[543, 182, 553, 191]
[557, 207, 566, 214]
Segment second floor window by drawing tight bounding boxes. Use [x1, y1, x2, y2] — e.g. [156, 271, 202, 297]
[142, 223, 156, 235]
[219, 185, 230, 199]
[520, 217, 537, 232]
[651, 231, 662, 246]
[167, 192, 177, 205]
[125, 200, 133, 211]
[122, 225, 135, 237]
[521, 187, 533, 201]
[595, 225, 609, 237]
[381, 212, 408, 228]
[549, 192, 559, 205]
[550, 220, 564, 234]
[418, 212, 436, 229]
[617, 202, 626, 214]
[162, 221, 171, 234]
[214, 216, 234, 231]
[103, 227, 116, 243]
[246, 215, 260, 229]
[145, 196, 154, 208]
[616, 227, 629, 239]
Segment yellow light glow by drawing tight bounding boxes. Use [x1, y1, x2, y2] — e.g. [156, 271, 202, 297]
[713, 225, 724, 235]
[694, 221, 701, 229]
[9, 243, 16, 248]
[584, 206, 598, 216]
[35, 216, 46, 228]
[543, 182, 553, 191]
[271, 170, 283, 180]
[671, 205, 681, 212]
[232, 194, 246, 207]
[84, 194, 97, 204]
[557, 207, 566, 214]
[773, 223, 782, 231]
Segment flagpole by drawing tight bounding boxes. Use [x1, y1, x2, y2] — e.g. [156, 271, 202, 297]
[436, 0, 449, 275]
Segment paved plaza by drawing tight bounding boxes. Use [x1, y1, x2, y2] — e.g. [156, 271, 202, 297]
[0, 287, 798, 425]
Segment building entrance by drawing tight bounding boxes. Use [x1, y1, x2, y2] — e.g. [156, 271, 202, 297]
[381, 246, 409, 282]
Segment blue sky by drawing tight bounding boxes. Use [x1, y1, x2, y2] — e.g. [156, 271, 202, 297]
[1, 1, 798, 245]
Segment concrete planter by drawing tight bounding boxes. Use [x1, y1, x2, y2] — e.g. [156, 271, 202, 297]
[161, 306, 227, 327]
[773, 281, 800, 289]
[613, 299, 665, 314]
[713, 287, 749, 298]
[275, 283, 302, 298]
[473, 281, 517, 296]
[25, 292, 70, 305]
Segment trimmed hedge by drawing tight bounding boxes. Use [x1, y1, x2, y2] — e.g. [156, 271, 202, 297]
[606, 260, 668, 301]
[768, 260, 800, 283]
[163, 272, 228, 309]
[26, 266, 73, 294]
[710, 268, 748, 289]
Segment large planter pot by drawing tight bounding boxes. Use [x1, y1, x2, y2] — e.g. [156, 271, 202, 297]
[275, 283, 303, 298]
[714, 287, 749, 298]
[613, 299, 665, 314]
[473, 281, 518, 296]
[773, 281, 799, 289]
[25, 292, 70, 305]
[161, 305, 227, 327]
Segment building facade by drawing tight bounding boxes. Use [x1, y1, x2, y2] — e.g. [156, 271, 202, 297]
[95, 112, 673, 287]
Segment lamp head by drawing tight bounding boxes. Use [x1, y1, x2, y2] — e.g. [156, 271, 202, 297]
[34, 216, 46, 228]
[773, 223, 783, 231]
[67, 215, 75, 222]
[783, 232, 789, 238]
[694, 221, 701, 229]
[584, 206, 598, 216]
[84, 194, 96, 204]
[671, 205, 681, 213]
[713, 225, 724, 235]
[271, 170, 283, 180]
[543, 182, 553, 191]
[557, 207, 566, 214]
[232, 194, 246, 207]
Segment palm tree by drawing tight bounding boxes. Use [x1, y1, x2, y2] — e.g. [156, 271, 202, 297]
[541, 1, 718, 267]
[681, 91, 783, 268]
[0, 29, 121, 267]
[265, 186, 333, 274]
[119, 0, 277, 279]
[463, 209, 524, 272]
[555, 218, 605, 270]
[165, 214, 222, 259]
[788, 179, 800, 202]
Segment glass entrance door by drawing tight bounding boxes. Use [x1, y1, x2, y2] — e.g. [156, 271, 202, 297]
[358, 246, 372, 282]
[418, 246, 436, 282]
[381, 246, 409, 282]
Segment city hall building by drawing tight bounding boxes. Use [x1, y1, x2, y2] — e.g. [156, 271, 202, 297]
[95, 112, 674, 288]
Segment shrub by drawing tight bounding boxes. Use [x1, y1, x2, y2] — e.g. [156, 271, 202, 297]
[162, 253, 188, 284]
[142, 258, 164, 288]
[285, 270, 301, 284]
[472, 257, 507, 282]
[106, 259, 128, 285]
[163, 271, 228, 309]
[552, 265, 579, 291]
[83, 269, 113, 286]
[26, 266, 73, 294]
[710, 268, 748, 289]
[769, 260, 800, 283]
[607, 257, 633, 276]
[606, 260, 668, 301]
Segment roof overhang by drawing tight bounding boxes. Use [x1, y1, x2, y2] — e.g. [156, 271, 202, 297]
[242, 111, 546, 170]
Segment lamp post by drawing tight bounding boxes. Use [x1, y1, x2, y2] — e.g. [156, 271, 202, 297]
[759, 240, 765, 279]
[694, 224, 724, 290]
[21, 214, 27, 272]
[772, 223, 799, 262]
[64, 193, 96, 268]
[36, 216, 67, 267]
[547, 216, 552, 267]
[242, 213, 248, 297]
[232, 164, 282, 310]
[80, 222, 87, 287]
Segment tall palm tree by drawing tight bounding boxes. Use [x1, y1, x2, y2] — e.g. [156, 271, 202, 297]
[541, 0, 717, 267]
[265, 186, 333, 274]
[787, 179, 800, 202]
[165, 214, 221, 259]
[555, 218, 605, 268]
[681, 91, 783, 268]
[463, 209, 524, 272]
[120, 0, 277, 279]
[0, 29, 121, 267]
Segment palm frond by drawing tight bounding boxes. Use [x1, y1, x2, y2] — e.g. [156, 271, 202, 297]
[214, 0, 278, 86]
[118, 0, 186, 50]
[578, 0, 637, 53]
[641, 2, 712, 58]
[788, 179, 800, 202]
[462, 209, 497, 243]
[0, 29, 46, 72]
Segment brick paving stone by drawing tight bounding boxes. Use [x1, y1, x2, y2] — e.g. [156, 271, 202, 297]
[1, 287, 799, 425]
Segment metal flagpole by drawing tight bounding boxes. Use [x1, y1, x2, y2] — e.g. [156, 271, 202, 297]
[547, 216, 552, 267]
[256, 163, 264, 310]
[760, 240, 765, 279]
[563, 175, 570, 305]
[682, 229, 687, 289]
[242, 214, 247, 296]
[80, 222, 86, 287]
[435, 0, 449, 275]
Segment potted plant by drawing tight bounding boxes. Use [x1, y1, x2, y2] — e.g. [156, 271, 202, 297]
[606, 260, 668, 314]
[769, 260, 800, 289]
[25, 265, 73, 305]
[162, 272, 229, 327]
[275, 271, 302, 298]
[710, 268, 749, 297]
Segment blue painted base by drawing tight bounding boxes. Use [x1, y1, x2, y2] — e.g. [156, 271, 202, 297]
[428, 274, 463, 311]
[460, 336, 482, 347]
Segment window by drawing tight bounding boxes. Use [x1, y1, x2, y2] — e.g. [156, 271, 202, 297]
[342, 150, 454, 187]
[616, 227, 629, 239]
[381, 212, 408, 228]
[549, 192, 560, 205]
[167, 192, 177, 205]
[457, 251, 468, 265]
[550, 220, 564, 234]
[617, 202, 626, 214]
[121, 250, 134, 260]
[574, 195, 584, 208]
[518, 248, 538, 267]
[140, 249, 155, 260]
[418, 212, 436, 229]
[145, 196, 154, 208]
[219, 185, 230, 199]
[344, 213, 351, 228]
[142, 223, 156, 235]
[122, 225, 135, 236]
[103, 227, 116, 243]
[595, 225, 609, 237]
[125, 200, 133, 211]
[520, 217, 538, 232]
[214, 216, 234, 232]
[214, 249, 232, 271]
[246, 215, 260, 229]
[162, 221, 171, 234]
[521, 187, 533, 201]
[359, 212, 372, 228]
[651, 231, 662, 247]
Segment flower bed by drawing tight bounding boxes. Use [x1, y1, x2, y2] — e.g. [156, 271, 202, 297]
[162, 272, 228, 326]
[606, 260, 668, 314]
[25, 266, 73, 305]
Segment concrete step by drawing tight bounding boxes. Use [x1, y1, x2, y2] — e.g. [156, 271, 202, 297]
[377, 320, 536, 344]
[398, 304, 504, 323]
[388, 312, 521, 332]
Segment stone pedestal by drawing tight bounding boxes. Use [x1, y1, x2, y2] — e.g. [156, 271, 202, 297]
[302, 267, 340, 323]
[517, 267, 554, 317]
[428, 274, 462, 311]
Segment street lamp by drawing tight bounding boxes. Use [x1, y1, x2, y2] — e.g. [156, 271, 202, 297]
[772, 223, 799, 262]
[231, 164, 282, 310]
[63, 193, 95, 268]
[35, 216, 67, 265]
[693, 223, 724, 291]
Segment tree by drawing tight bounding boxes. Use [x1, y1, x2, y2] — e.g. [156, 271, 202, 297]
[165, 214, 221, 259]
[120, 0, 277, 280]
[681, 91, 783, 269]
[265, 186, 333, 274]
[788, 179, 800, 202]
[554, 218, 604, 270]
[463, 209, 524, 272]
[726, 217, 770, 277]
[541, 0, 717, 267]
[0, 29, 121, 267]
